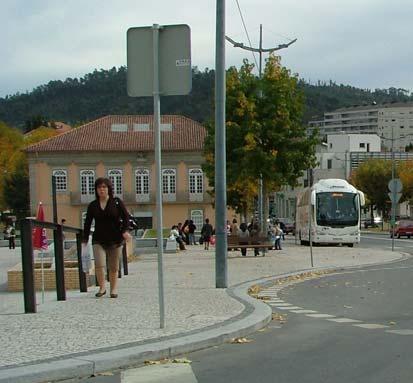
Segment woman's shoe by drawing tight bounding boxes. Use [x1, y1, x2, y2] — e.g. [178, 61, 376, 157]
[95, 290, 106, 298]
[110, 293, 118, 298]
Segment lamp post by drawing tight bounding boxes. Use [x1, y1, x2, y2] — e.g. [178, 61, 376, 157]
[380, 129, 413, 251]
[225, 25, 296, 237]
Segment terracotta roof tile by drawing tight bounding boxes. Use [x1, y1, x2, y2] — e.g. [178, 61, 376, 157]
[25, 115, 206, 153]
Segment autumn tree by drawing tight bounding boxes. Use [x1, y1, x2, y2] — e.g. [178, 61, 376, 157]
[1, 124, 57, 216]
[350, 159, 392, 218]
[203, 56, 318, 222]
[397, 160, 413, 203]
[0, 121, 24, 210]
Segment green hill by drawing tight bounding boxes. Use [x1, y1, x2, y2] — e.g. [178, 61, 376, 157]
[0, 66, 412, 130]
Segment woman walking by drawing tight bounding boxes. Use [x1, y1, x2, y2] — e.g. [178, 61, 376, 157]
[200, 218, 213, 250]
[83, 178, 131, 298]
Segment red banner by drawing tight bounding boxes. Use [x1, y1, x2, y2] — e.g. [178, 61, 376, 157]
[32, 203, 48, 250]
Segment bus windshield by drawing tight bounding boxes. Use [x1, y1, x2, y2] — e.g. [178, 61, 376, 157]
[316, 192, 358, 227]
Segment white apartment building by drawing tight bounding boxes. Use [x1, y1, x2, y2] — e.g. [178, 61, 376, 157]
[273, 134, 383, 219]
[308, 102, 413, 151]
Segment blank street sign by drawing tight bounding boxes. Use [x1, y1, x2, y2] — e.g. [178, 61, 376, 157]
[388, 178, 403, 193]
[127, 24, 192, 97]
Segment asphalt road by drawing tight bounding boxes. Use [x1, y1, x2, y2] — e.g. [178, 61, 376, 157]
[188, 257, 413, 383]
[58, 234, 413, 383]
[360, 232, 413, 254]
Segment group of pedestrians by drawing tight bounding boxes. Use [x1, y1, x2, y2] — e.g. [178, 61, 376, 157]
[227, 217, 284, 255]
[170, 219, 198, 250]
[169, 218, 216, 251]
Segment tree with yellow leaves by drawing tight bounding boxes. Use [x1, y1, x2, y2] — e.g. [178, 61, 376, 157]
[1, 123, 58, 217]
[349, 159, 392, 219]
[397, 160, 413, 203]
[203, 56, 318, 222]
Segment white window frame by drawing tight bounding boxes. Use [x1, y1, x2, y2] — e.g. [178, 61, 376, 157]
[189, 168, 203, 202]
[162, 168, 176, 202]
[135, 168, 150, 202]
[53, 169, 67, 192]
[108, 169, 123, 198]
[191, 210, 203, 230]
[80, 170, 95, 203]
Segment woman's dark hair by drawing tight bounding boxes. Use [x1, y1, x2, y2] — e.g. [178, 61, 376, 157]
[94, 177, 114, 199]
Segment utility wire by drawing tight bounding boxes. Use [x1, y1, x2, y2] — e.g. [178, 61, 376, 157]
[234, 0, 259, 69]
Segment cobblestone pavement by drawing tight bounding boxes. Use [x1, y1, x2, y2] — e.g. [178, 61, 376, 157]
[0, 238, 404, 368]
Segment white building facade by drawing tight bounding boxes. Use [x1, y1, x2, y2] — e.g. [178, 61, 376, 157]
[308, 102, 413, 151]
[274, 134, 384, 219]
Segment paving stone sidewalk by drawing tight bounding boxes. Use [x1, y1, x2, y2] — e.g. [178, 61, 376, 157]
[0, 238, 405, 370]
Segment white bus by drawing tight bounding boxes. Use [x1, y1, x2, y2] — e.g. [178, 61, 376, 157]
[296, 179, 365, 247]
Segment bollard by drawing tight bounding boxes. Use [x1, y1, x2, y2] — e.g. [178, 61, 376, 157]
[20, 219, 36, 313]
[53, 225, 66, 301]
[76, 233, 87, 292]
[122, 243, 128, 275]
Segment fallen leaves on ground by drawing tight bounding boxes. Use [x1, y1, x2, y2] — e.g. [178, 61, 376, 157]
[144, 359, 170, 365]
[272, 313, 287, 324]
[257, 296, 272, 301]
[248, 284, 262, 298]
[272, 270, 335, 287]
[127, 254, 142, 263]
[230, 337, 253, 344]
[173, 357, 192, 364]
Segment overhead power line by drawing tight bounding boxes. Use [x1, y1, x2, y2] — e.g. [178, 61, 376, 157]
[234, 0, 258, 68]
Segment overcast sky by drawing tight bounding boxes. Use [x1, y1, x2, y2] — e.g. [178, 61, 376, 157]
[1, 0, 413, 98]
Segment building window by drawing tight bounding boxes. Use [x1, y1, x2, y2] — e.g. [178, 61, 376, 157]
[80, 170, 95, 195]
[191, 210, 203, 229]
[136, 168, 149, 195]
[359, 143, 365, 148]
[108, 169, 123, 197]
[329, 143, 332, 149]
[136, 168, 150, 202]
[327, 159, 332, 169]
[162, 169, 176, 195]
[53, 170, 67, 192]
[189, 169, 203, 194]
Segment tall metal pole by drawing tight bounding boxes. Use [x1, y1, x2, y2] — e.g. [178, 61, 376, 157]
[308, 169, 314, 267]
[153, 24, 165, 327]
[391, 127, 395, 252]
[215, 0, 228, 288]
[258, 25, 264, 237]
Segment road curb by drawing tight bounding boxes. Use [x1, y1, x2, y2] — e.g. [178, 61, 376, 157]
[0, 252, 407, 383]
[0, 280, 272, 383]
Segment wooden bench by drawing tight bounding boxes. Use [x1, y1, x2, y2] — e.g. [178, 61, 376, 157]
[227, 235, 273, 251]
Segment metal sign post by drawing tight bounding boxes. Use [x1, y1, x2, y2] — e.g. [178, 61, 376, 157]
[127, 24, 191, 329]
[215, 0, 228, 288]
[388, 178, 403, 252]
[308, 169, 314, 267]
[152, 24, 165, 329]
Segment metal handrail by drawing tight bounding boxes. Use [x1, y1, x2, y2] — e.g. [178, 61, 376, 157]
[20, 218, 129, 313]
